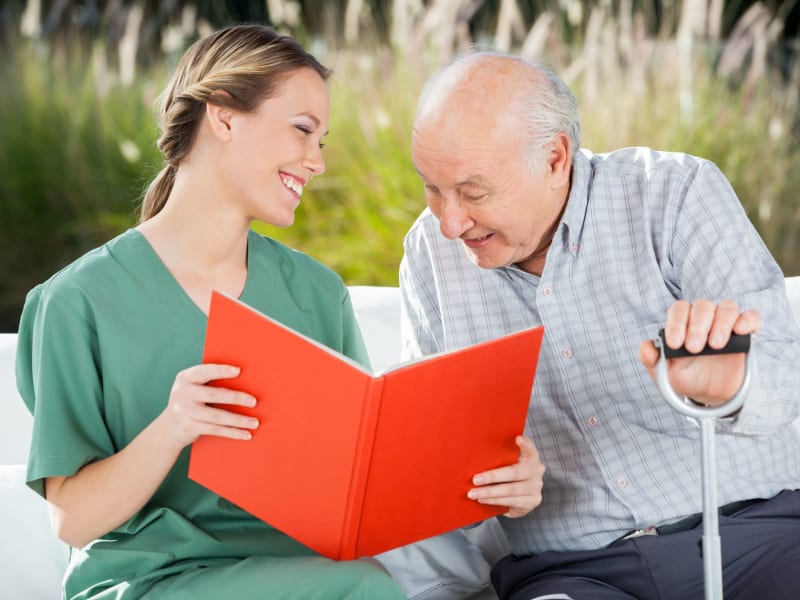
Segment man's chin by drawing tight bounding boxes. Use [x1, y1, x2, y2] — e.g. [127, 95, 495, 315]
[462, 245, 505, 270]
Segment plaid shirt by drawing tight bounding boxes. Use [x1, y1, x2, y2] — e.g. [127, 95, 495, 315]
[399, 147, 800, 554]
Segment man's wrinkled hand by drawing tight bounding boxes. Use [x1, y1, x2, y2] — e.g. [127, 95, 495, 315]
[467, 435, 545, 518]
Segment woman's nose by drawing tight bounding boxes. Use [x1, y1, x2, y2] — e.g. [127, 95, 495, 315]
[304, 144, 326, 176]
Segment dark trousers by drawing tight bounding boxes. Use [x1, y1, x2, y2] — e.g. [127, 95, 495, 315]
[491, 489, 800, 600]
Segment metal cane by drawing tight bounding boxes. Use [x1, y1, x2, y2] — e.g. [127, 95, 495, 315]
[653, 329, 753, 600]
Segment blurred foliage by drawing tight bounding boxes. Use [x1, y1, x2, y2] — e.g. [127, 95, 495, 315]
[1, 0, 799, 331]
[0, 35, 163, 330]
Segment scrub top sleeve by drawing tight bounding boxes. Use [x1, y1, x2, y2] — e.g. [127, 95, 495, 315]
[16, 283, 116, 498]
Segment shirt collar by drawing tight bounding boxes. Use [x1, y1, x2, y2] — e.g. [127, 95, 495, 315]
[558, 148, 593, 256]
[495, 149, 593, 281]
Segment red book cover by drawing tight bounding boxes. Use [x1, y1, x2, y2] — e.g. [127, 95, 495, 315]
[188, 291, 544, 560]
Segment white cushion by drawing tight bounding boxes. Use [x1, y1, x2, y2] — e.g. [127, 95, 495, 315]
[0, 334, 33, 465]
[348, 285, 402, 373]
[0, 337, 68, 596]
[0, 465, 67, 597]
[786, 276, 800, 324]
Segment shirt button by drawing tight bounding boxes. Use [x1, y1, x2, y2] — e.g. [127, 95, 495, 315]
[571, 242, 580, 253]
[542, 286, 553, 297]
[617, 478, 629, 489]
[587, 416, 599, 428]
[561, 348, 573, 359]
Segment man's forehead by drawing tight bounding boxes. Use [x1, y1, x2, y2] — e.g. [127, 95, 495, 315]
[413, 162, 491, 187]
[417, 54, 528, 116]
[412, 142, 509, 187]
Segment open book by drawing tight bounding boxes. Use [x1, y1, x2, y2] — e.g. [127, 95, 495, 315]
[188, 291, 544, 560]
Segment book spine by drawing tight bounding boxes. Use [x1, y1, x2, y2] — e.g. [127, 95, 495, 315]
[338, 376, 386, 560]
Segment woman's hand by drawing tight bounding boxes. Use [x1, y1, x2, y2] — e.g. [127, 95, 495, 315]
[44, 363, 258, 548]
[467, 435, 545, 518]
[160, 363, 259, 451]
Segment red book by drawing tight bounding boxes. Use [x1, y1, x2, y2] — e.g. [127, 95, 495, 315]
[188, 291, 544, 560]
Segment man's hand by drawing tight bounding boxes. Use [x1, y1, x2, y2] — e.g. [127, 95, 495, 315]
[639, 299, 761, 406]
[467, 435, 545, 518]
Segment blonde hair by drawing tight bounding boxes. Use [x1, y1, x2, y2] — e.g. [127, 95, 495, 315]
[139, 24, 331, 222]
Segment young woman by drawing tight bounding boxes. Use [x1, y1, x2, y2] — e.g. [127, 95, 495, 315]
[15, 24, 406, 599]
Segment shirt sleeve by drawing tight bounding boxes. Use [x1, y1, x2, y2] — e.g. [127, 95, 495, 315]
[667, 159, 800, 434]
[15, 281, 115, 497]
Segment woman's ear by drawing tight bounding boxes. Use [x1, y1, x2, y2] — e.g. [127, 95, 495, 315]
[205, 102, 234, 141]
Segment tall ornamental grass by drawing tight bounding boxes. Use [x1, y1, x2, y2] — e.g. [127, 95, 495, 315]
[0, 36, 163, 330]
[1, 0, 799, 331]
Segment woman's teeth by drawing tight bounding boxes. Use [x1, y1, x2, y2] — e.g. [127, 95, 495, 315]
[281, 176, 304, 196]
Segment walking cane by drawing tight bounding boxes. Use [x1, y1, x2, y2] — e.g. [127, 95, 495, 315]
[653, 329, 753, 600]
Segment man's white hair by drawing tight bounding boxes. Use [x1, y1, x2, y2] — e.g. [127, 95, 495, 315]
[416, 51, 582, 170]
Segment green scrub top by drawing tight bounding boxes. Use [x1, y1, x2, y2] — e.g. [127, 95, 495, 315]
[15, 229, 406, 599]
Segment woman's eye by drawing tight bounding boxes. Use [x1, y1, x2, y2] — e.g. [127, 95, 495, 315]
[295, 125, 312, 134]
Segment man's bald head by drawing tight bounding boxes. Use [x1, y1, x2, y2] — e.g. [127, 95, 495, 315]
[415, 52, 581, 169]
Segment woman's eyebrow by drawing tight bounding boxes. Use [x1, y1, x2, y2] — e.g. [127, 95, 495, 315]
[295, 111, 320, 127]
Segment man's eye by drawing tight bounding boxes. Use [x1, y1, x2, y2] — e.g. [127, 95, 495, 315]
[463, 193, 487, 201]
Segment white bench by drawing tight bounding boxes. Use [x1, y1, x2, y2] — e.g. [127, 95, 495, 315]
[2, 280, 799, 598]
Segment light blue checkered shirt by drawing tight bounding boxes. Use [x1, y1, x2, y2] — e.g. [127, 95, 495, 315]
[399, 147, 800, 554]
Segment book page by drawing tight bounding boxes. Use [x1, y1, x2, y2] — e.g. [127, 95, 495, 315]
[189, 291, 375, 558]
[355, 325, 544, 557]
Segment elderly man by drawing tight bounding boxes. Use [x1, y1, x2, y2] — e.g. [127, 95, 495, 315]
[397, 51, 800, 599]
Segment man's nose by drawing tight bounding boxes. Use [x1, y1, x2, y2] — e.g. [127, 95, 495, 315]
[438, 197, 472, 240]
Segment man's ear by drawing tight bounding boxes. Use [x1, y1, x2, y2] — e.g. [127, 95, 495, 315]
[205, 101, 234, 141]
[546, 132, 571, 188]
